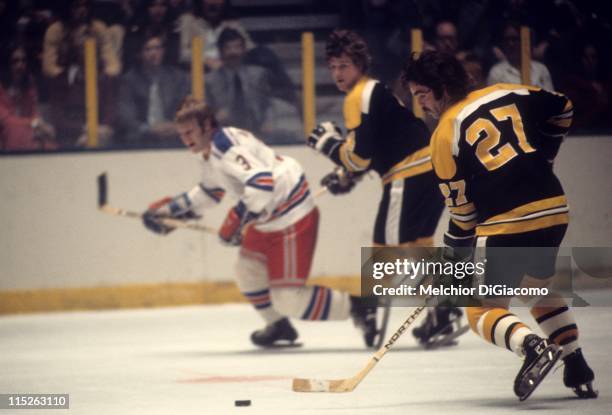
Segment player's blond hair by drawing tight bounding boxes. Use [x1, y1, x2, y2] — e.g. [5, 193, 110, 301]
[175, 96, 218, 129]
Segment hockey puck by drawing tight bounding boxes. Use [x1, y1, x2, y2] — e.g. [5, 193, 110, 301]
[235, 400, 251, 407]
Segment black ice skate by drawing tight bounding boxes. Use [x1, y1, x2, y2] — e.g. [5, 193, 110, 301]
[563, 348, 598, 398]
[412, 306, 467, 348]
[514, 334, 562, 401]
[350, 296, 378, 348]
[250, 317, 301, 348]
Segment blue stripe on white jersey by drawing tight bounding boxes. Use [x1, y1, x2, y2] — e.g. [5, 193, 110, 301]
[212, 129, 234, 154]
[246, 172, 274, 192]
[199, 184, 225, 202]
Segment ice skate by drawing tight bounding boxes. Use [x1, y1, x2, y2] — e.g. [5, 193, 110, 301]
[350, 296, 378, 348]
[514, 334, 562, 401]
[250, 317, 300, 348]
[563, 348, 598, 398]
[413, 306, 466, 348]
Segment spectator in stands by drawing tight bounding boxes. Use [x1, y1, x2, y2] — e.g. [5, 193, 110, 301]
[206, 27, 271, 135]
[45, 20, 118, 148]
[556, 41, 610, 130]
[117, 31, 190, 147]
[0, 1, 19, 47]
[431, 20, 468, 61]
[0, 44, 56, 151]
[42, 0, 121, 79]
[123, 0, 181, 70]
[460, 52, 486, 90]
[177, 0, 253, 71]
[167, 0, 189, 25]
[487, 21, 553, 89]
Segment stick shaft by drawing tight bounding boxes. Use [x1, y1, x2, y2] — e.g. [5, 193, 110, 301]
[99, 204, 217, 234]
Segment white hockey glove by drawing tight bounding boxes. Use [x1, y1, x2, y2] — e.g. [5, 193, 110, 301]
[306, 121, 343, 157]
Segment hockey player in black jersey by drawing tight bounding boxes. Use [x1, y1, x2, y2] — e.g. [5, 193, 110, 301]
[402, 50, 597, 400]
[306, 30, 463, 348]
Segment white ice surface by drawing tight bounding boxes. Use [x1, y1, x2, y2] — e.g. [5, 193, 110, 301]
[1, 295, 611, 415]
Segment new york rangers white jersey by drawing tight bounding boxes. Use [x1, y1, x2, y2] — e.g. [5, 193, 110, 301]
[186, 127, 315, 231]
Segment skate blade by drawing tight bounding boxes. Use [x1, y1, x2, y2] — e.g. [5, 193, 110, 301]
[258, 342, 303, 349]
[518, 346, 562, 401]
[572, 382, 598, 399]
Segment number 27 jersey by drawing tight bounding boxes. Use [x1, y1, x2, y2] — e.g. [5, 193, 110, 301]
[430, 83, 574, 241]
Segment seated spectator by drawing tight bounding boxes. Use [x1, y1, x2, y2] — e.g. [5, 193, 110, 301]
[556, 41, 610, 130]
[430, 20, 468, 61]
[46, 29, 118, 148]
[0, 45, 56, 151]
[43, 0, 121, 79]
[177, 0, 253, 71]
[206, 28, 270, 133]
[206, 28, 301, 144]
[460, 52, 486, 90]
[117, 31, 190, 147]
[487, 21, 553, 89]
[123, 0, 180, 70]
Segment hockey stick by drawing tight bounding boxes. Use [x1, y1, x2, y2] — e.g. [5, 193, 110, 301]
[97, 173, 217, 234]
[292, 306, 425, 393]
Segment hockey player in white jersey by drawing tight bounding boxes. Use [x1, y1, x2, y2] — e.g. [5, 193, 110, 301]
[142, 97, 377, 347]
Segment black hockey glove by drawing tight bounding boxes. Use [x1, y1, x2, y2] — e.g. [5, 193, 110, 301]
[320, 167, 363, 195]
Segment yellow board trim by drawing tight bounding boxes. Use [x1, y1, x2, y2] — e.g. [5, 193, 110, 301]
[0, 276, 361, 315]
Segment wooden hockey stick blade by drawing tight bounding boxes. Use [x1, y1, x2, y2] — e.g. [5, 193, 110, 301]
[292, 306, 426, 393]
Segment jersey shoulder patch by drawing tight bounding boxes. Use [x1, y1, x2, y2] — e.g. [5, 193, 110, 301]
[212, 128, 235, 155]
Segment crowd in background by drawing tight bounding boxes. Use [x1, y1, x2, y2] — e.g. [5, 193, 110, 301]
[1, 0, 610, 152]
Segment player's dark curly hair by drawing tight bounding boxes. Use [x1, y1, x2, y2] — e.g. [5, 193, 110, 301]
[325, 30, 370, 73]
[401, 51, 469, 101]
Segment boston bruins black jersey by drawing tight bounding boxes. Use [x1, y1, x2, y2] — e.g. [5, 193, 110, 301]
[329, 77, 432, 184]
[431, 83, 573, 245]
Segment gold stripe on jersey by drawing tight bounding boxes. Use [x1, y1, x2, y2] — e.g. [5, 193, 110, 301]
[343, 77, 377, 130]
[476, 196, 569, 236]
[548, 117, 572, 128]
[451, 217, 478, 231]
[450, 201, 478, 231]
[381, 146, 432, 184]
[339, 131, 371, 172]
[451, 202, 477, 215]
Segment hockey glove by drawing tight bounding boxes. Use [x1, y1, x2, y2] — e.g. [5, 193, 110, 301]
[219, 201, 259, 246]
[142, 193, 200, 235]
[306, 121, 343, 157]
[320, 167, 363, 195]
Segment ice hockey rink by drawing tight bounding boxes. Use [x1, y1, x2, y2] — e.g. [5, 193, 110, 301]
[1, 292, 610, 415]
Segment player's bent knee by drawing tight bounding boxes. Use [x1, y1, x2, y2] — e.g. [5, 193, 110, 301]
[269, 287, 307, 318]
